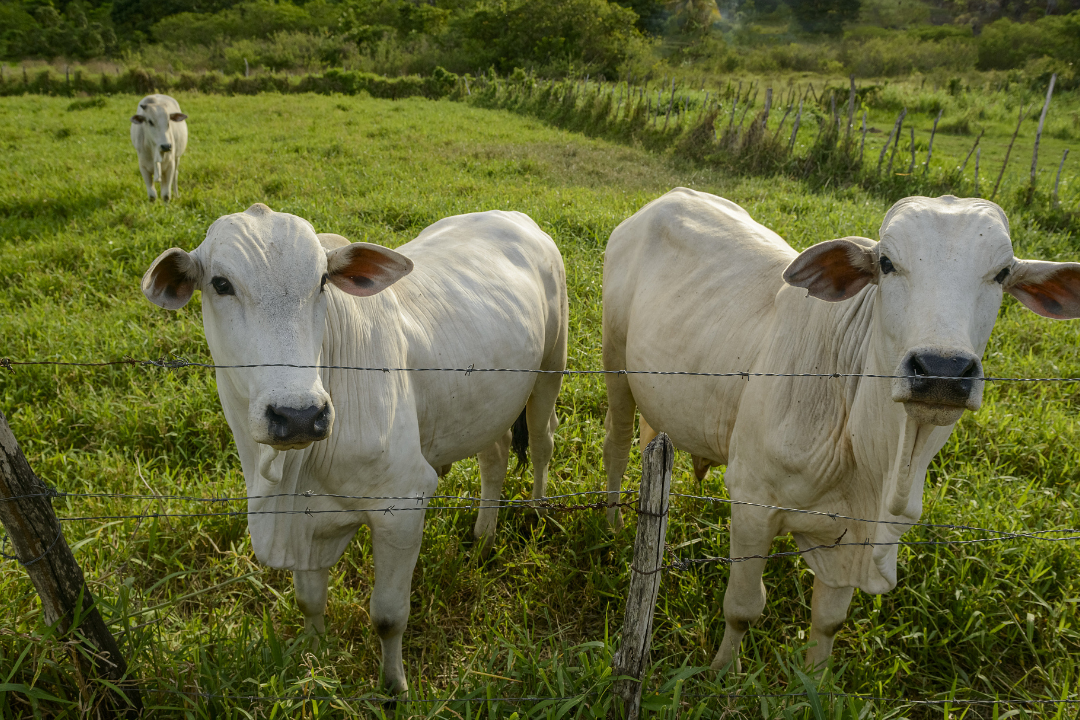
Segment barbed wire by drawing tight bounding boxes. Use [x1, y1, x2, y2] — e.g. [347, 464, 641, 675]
[4, 355, 1080, 383]
[6, 487, 1080, 540]
[36, 684, 1080, 709]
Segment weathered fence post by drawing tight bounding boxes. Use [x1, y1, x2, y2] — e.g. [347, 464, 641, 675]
[991, 103, 1030, 200]
[1030, 73, 1057, 187]
[1053, 149, 1069, 208]
[610, 433, 674, 720]
[924, 108, 942, 176]
[0, 409, 142, 718]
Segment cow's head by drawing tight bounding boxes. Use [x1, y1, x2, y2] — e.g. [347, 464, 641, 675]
[140, 203, 413, 449]
[784, 196, 1080, 426]
[131, 99, 187, 165]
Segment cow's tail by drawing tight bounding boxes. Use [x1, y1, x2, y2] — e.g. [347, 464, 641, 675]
[510, 406, 530, 472]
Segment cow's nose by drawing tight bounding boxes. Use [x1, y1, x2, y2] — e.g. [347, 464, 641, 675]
[901, 350, 981, 407]
[160, 143, 172, 152]
[266, 404, 331, 444]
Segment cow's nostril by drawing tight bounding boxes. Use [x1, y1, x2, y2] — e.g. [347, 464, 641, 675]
[266, 404, 330, 443]
[960, 358, 979, 378]
[160, 143, 172, 152]
[909, 356, 928, 376]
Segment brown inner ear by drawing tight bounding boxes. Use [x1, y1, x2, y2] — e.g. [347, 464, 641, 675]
[153, 253, 197, 302]
[785, 242, 874, 302]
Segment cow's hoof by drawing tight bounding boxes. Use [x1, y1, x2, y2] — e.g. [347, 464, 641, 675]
[381, 698, 399, 715]
[148, 197, 156, 202]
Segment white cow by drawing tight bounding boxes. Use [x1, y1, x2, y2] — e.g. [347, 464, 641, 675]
[130, 94, 188, 202]
[602, 188, 1080, 671]
[141, 204, 568, 692]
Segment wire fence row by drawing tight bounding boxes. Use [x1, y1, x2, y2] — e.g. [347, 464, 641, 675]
[4, 356, 1080, 712]
[6, 355, 1080, 383]
[4, 486, 1078, 573]
[130, 685, 1080, 708]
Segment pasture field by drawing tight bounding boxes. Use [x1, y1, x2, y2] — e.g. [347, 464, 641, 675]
[1, 93, 1080, 718]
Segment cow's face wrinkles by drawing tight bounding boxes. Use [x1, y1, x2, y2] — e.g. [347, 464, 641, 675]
[196, 207, 336, 449]
[874, 197, 1013, 426]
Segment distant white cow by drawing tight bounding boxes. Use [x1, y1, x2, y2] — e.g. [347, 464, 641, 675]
[130, 94, 188, 202]
[142, 204, 568, 692]
[602, 188, 1080, 671]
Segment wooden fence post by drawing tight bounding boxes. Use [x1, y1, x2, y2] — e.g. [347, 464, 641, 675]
[610, 433, 674, 720]
[0, 409, 142, 718]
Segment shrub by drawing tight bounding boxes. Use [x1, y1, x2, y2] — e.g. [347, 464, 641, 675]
[452, 0, 645, 77]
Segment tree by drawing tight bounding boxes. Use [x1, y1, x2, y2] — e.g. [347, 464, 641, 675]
[789, 0, 860, 34]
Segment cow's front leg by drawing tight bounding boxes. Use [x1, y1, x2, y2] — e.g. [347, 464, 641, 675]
[711, 505, 776, 673]
[806, 577, 854, 670]
[139, 163, 157, 201]
[369, 487, 429, 694]
[294, 568, 329, 649]
[474, 429, 511, 554]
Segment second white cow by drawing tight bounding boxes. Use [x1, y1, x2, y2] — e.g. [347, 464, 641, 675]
[142, 204, 568, 692]
[130, 94, 188, 202]
[603, 188, 1080, 671]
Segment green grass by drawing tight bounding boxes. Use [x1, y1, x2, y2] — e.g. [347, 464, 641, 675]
[1, 92, 1080, 718]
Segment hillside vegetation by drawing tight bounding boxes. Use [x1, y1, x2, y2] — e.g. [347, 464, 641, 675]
[2, 0, 1080, 82]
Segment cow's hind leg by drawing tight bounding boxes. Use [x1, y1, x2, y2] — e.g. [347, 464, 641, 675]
[527, 373, 562, 502]
[711, 506, 776, 673]
[171, 158, 181, 199]
[369, 476, 432, 694]
[639, 416, 657, 448]
[294, 568, 329, 649]
[603, 372, 636, 528]
[806, 577, 854, 671]
[474, 429, 511, 554]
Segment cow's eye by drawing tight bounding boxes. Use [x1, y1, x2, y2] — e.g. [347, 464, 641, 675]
[879, 256, 895, 275]
[994, 267, 1010, 284]
[320, 273, 328, 292]
[148, 120, 154, 127]
[211, 276, 234, 296]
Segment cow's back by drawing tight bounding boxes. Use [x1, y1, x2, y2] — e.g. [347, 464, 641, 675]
[321, 210, 567, 470]
[603, 187, 795, 461]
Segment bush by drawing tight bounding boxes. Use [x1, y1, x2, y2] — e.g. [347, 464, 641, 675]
[841, 35, 976, 77]
[453, 0, 645, 77]
[976, 12, 1080, 71]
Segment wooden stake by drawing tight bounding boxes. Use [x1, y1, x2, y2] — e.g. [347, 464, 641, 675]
[1030, 73, 1057, 187]
[1053, 149, 1069, 208]
[959, 129, 984, 176]
[878, 108, 907, 175]
[0, 410, 142, 718]
[859, 111, 867, 164]
[663, 78, 675, 131]
[762, 87, 772, 129]
[992, 103, 1031, 200]
[924, 109, 942, 176]
[788, 100, 803, 152]
[610, 433, 674, 720]
[908, 127, 916, 174]
[846, 75, 856, 139]
[975, 146, 981, 195]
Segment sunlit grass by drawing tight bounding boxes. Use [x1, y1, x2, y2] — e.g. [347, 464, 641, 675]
[1, 93, 1079, 718]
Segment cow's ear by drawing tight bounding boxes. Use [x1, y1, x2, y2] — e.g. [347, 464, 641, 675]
[326, 242, 412, 297]
[783, 237, 877, 302]
[169, 112, 188, 122]
[131, 115, 146, 124]
[1005, 259, 1080, 319]
[142, 248, 203, 310]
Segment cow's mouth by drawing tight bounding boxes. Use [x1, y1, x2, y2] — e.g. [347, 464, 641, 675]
[901, 400, 965, 427]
